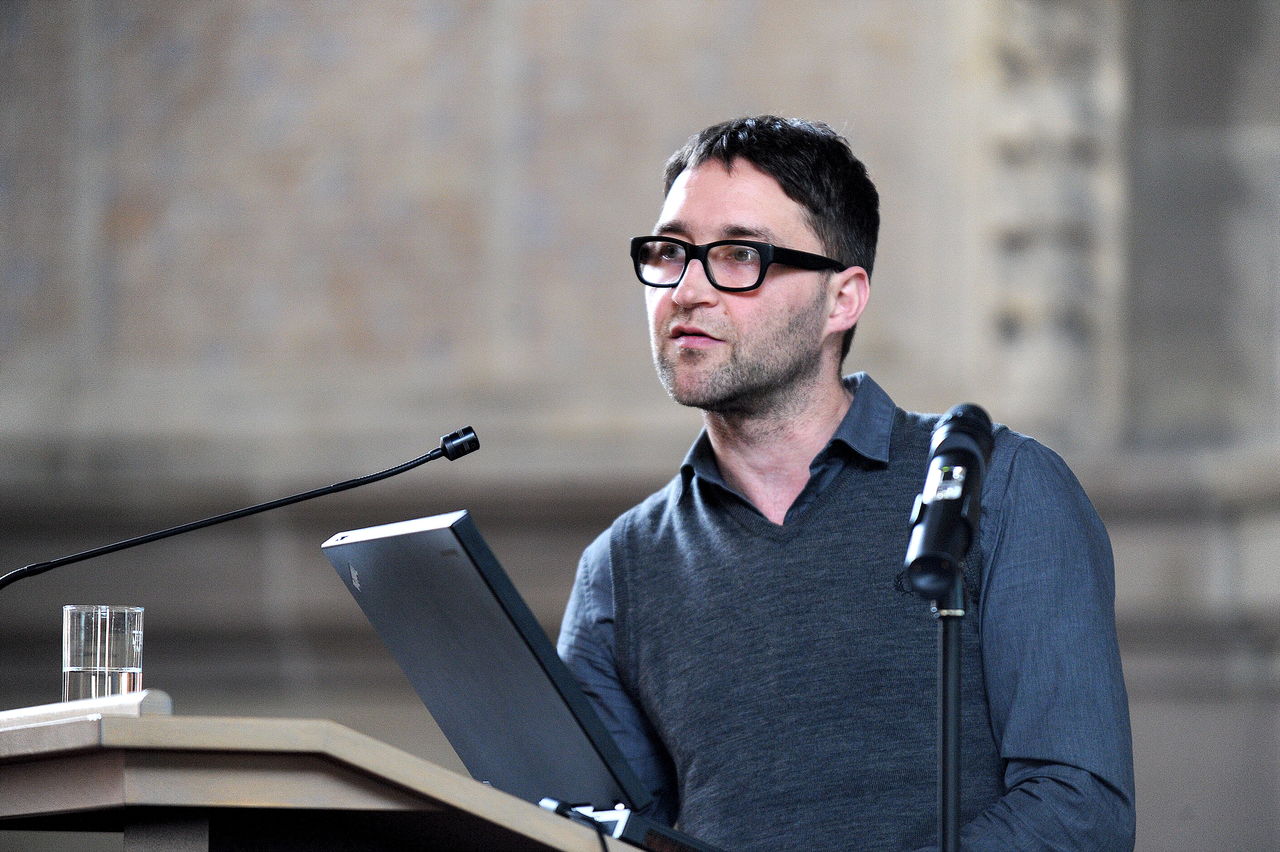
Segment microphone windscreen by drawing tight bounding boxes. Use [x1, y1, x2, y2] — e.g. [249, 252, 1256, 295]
[440, 427, 480, 460]
[931, 404, 993, 463]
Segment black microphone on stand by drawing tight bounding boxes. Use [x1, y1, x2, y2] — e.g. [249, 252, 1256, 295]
[901, 404, 993, 852]
[904, 404, 994, 601]
[0, 426, 479, 594]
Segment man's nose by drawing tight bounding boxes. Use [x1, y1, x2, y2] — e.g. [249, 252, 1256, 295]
[671, 257, 719, 307]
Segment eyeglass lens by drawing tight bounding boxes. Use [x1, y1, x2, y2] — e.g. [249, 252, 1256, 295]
[635, 239, 763, 290]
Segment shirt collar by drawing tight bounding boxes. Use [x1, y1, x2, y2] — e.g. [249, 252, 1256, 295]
[678, 372, 895, 495]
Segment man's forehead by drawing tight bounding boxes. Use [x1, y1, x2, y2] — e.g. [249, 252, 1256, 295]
[659, 160, 793, 217]
[656, 159, 811, 245]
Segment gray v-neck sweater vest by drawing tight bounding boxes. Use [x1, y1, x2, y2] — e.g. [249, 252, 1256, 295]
[608, 407, 1003, 850]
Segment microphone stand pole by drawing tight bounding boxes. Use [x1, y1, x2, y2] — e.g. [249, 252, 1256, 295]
[0, 426, 479, 594]
[933, 573, 964, 852]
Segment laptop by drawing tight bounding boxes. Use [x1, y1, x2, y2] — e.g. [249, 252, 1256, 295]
[321, 511, 721, 852]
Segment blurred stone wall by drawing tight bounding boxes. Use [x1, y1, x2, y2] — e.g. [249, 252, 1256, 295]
[1, 1, 1278, 850]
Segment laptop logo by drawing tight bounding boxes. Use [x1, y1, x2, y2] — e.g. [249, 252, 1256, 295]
[350, 565, 362, 592]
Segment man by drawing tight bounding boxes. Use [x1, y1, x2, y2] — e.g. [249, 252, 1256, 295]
[558, 116, 1135, 850]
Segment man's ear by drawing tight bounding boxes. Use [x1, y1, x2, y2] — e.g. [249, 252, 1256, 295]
[826, 265, 870, 336]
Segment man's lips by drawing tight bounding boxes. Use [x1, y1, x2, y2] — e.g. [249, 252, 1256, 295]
[670, 324, 724, 347]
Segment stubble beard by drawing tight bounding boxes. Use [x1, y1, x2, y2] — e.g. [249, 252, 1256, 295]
[652, 288, 830, 418]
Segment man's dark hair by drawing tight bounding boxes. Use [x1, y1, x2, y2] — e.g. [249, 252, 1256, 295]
[663, 116, 879, 360]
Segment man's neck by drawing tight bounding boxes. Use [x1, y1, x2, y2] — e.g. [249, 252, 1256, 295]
[703, 376, 853, 525]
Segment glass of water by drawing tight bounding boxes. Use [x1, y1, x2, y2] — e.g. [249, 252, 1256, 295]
[62, 605, 144, 702]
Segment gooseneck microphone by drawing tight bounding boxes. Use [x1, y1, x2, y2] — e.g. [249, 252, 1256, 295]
[0, 426, 479, 593]
[904, 405, 993, 601]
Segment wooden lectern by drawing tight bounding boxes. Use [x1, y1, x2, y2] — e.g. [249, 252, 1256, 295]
[0, 691, 624, 851]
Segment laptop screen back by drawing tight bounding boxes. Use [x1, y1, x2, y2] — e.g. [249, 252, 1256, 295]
[321, 511, 651, 812]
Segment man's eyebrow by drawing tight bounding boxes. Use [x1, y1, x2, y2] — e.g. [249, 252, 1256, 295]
[721, 223, 777, 242]
[654, 219, 690, 237]
[652, 221, 779, 243]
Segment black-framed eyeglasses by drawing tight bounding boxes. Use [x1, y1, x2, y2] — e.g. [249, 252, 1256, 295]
[630, 236, 847, 293]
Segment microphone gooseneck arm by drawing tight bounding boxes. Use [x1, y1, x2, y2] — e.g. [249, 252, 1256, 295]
[0, 426, 479, 594]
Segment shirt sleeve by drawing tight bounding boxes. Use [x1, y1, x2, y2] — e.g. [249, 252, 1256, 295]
[952, 435, 1136, 850]
[557, 529, 680, 824]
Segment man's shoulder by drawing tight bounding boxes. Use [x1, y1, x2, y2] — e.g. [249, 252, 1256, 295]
[578, 473, 684, 574]
[985, 425, 1096, 517]
[883, 401, 1085, 510]
[887, 395, 1055, 470]
[608, 472, 686, 536]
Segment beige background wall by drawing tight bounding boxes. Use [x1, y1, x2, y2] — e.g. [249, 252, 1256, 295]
[2, 1, 1278, 849]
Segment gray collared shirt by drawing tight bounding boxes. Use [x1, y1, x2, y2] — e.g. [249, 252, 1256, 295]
[678, 373, 892, 523]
